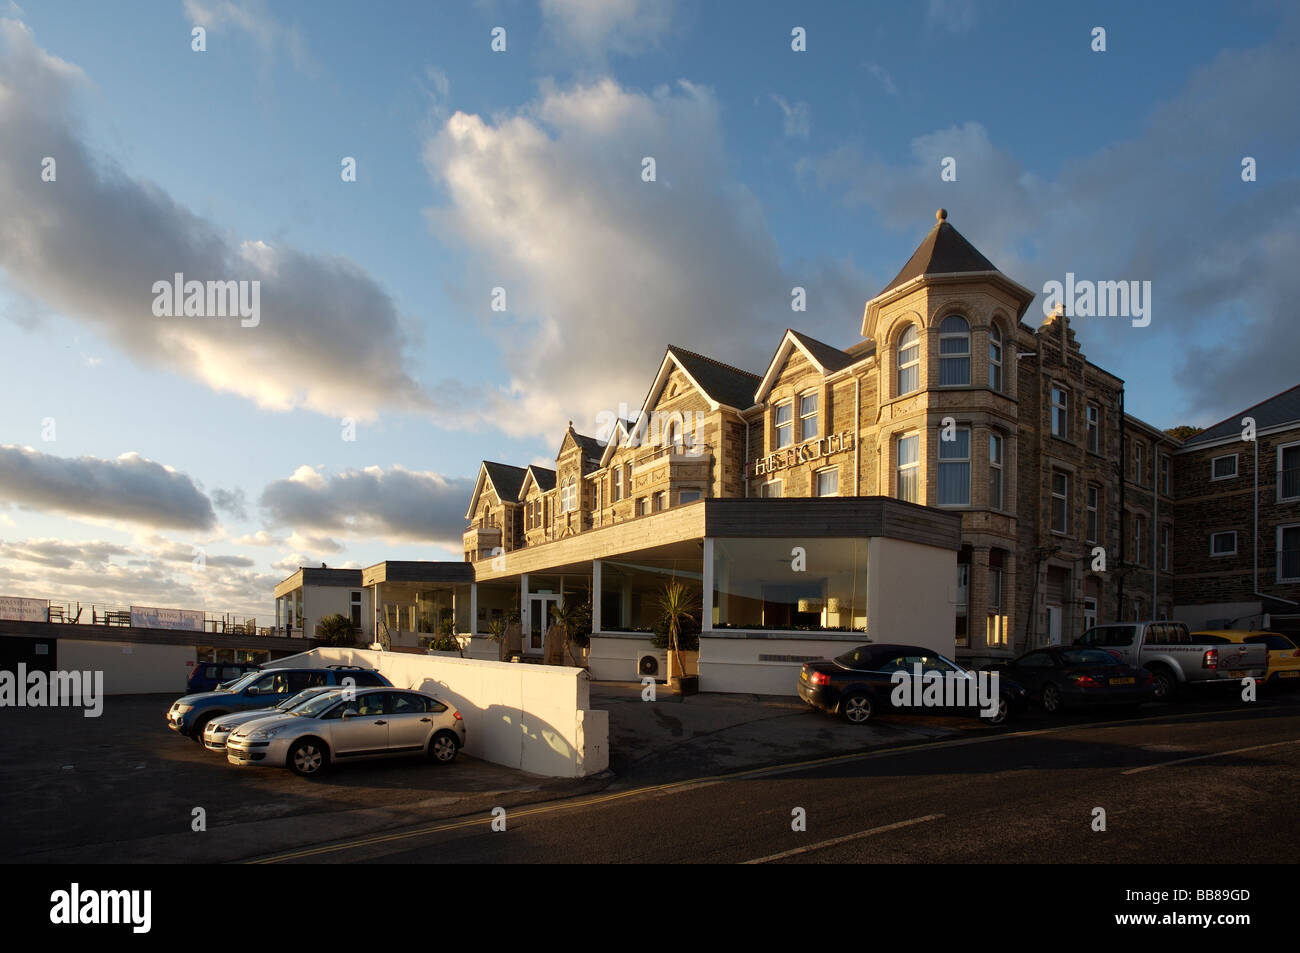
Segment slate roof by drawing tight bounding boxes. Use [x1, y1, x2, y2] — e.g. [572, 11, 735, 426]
[1182, 384, 1300, 447]
[526, 465, 557, 493]
[788, 329, 855, 373]
[877, 214, 1001, 298]
[667, 345, 763, 409]
[481, 461, 527, 502]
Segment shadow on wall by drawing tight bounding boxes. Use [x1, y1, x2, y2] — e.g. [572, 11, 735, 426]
[272, 647, 607, 778]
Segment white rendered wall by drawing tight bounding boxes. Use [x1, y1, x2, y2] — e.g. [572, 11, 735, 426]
[272, 647, 608, 778]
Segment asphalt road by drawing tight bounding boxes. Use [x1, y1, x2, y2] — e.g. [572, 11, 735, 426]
[250, 697, 1300, 864]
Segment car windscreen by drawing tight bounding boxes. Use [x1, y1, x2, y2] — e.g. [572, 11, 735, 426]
[290, 690, 345, 717]
[1083, 626, 1135, 647]
[221, 672, 262, 693]
[277, 687, 330, 710]
[1060, 649, 1122, 667]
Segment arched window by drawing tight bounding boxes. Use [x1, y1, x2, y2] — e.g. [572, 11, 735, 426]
[897, 325, 920, 395]
[939, 315, 970, 386]
[989, 324, 1003, 392]
[561, 477, 577, 513]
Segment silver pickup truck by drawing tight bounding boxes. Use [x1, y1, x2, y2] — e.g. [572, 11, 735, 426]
[1074, 621, 1268, 701]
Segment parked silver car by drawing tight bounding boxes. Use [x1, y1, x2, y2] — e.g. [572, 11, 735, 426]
[202, 686, 337, 751]
[226, 687, 466, 777]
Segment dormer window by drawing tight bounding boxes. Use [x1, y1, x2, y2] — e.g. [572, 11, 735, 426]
[799, 392, 819, 441]
[775, 402, 793, 449]
[561, 477, 577, 513]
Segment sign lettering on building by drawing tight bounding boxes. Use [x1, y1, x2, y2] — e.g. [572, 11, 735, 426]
[0, 596, 48, 622]
[130, 606, 205, 632]
[754, 431, 855, 477]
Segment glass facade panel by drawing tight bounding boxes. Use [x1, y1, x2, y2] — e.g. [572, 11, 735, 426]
[599, 558, 703, 632]
[711, 537, 867, 633]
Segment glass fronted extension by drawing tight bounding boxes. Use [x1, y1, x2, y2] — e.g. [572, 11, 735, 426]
[458, 497, 961, 694]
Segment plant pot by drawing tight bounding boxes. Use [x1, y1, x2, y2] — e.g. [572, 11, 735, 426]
[672, 674, 699, 695]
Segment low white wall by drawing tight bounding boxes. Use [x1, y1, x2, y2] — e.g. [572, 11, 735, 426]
[698, 635, 862, 695]
[59, 640, 195, 695]
[588, 633, 656, 681]
[272, 647, 608, 778]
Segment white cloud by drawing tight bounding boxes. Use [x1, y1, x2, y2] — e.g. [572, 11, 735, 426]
[802, 27, 1300, 421]
[541, 0, 673, 57]
[0, 445, 217, 530]
[260, 464, 474, 547]
[0, 19, 438, 421]
[423, 78, 868, 439]
[771, 94, 811, 140]
[862, 62, 898, 96]
[182, 0, 313, 73]
[926, 0, 976, 34]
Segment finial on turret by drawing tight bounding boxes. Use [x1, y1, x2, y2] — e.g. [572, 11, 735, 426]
[936, 208, 948, 222]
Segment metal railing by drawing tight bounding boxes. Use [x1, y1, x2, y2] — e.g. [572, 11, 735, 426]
[21, 599, 270, 636]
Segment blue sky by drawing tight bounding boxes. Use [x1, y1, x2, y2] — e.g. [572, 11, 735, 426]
[1, 0, 1297, 619]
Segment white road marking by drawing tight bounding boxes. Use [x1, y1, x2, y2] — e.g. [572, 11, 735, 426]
[1121, 739, 1300, 775]
[742, 814, 944, 864]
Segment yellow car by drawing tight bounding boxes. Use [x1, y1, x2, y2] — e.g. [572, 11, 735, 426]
[1192, 630, 1300, 690]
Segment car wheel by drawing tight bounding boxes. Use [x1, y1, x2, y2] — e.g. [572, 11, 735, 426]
[288, 738, 328, 777]
[428, 730, 459, 764]
[840, 692, 874, 724]
[1041, 683, 1064, 714]
[1148, 667, 1177, 702]
[190, 713, 216, 742]
[984, 695, 1012, 726]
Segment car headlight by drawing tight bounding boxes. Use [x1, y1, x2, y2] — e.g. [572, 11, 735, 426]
[210, 724, 227, 733]
[249, 724, 288, 740]
[175, 704, 194, 714]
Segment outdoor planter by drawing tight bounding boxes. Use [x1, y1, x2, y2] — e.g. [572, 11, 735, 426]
[672, 674, 699, 695]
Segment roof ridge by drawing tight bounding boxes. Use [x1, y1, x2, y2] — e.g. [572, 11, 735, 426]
[667, 344, 761, 380]
[1185, 382, 1300, 443]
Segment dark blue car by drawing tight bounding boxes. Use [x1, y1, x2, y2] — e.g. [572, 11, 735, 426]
[186, 661, 261, 694]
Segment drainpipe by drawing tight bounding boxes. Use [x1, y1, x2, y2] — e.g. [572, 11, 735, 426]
[854, 376, 861, 495]
[1117, 389, 1126, 620]
[744, 412, 749, 498]
[1153, 434, 1161, 616]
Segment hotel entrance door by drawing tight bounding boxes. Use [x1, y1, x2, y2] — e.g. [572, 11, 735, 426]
[526, 594, 559, 657]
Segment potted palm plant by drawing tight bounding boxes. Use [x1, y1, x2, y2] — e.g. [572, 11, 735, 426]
[551, 598, 593, 668]
[655, 580, 700, 695]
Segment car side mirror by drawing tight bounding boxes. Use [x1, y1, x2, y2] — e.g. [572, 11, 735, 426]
[342, 708, 358, 719]
[246, 686, 259, 695]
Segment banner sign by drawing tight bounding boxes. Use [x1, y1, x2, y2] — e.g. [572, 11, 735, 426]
[0, 596, 48, 622]
[130, 606, 205, 632]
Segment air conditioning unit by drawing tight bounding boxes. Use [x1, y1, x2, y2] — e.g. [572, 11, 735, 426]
[636, 650, 668, 682]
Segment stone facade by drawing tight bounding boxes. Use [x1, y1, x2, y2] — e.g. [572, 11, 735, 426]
[460, 212, 1298, 657]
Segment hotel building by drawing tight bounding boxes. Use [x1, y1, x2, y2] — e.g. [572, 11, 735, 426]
[449, 209, 1188, 691]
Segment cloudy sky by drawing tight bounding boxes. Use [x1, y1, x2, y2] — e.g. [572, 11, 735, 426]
[1, 0, 1297, 620]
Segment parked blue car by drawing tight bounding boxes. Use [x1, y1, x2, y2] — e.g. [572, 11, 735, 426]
[167, 666, 391, 740]
[186, 660, 261, 694]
